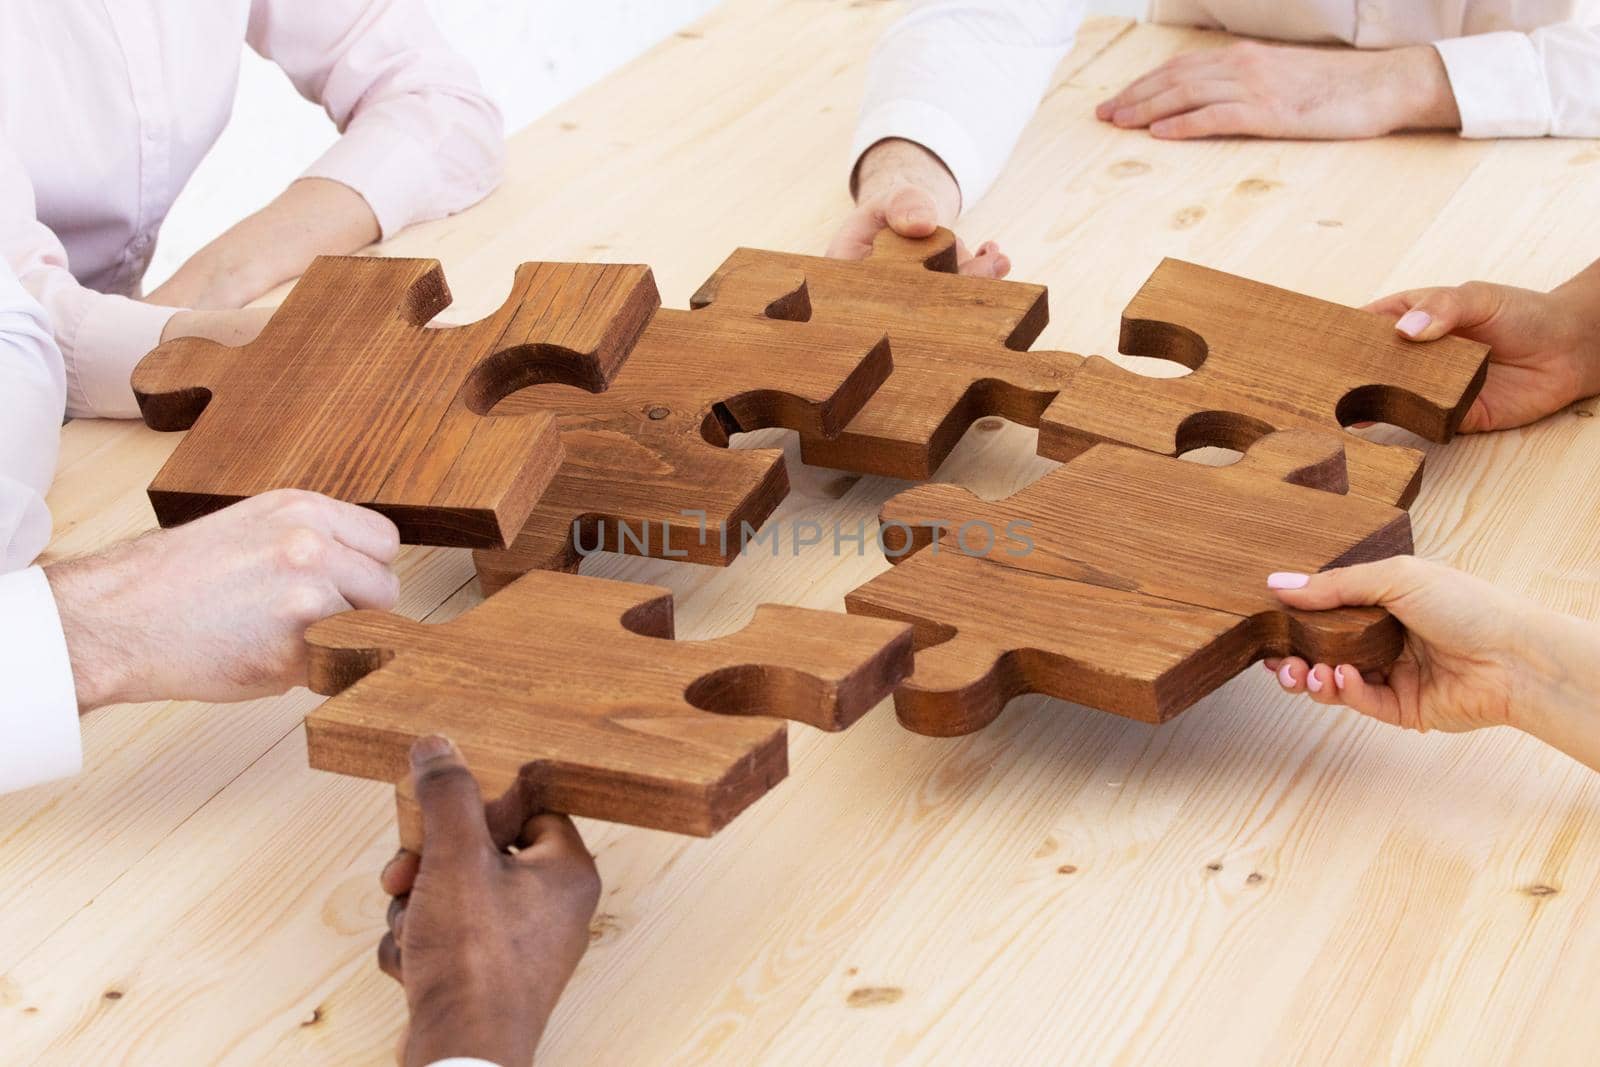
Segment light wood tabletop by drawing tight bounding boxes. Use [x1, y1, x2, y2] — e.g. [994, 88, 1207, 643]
[8, 3, 1600, 1064]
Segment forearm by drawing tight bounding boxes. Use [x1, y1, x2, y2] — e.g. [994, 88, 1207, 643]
[146, 178, 379, 311]
[1551, 260, 1600, 398]
[1511, 611, 1600, 772]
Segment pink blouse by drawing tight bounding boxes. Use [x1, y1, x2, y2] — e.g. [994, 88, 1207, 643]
[0, 0, 505, 419]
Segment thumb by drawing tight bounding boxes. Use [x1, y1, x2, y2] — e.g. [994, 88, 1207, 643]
[882, 185, 939, 239]
[1376, 283, 1501, 343]
[1266, 557, 1425, 612]
[409, 735, 494, 864]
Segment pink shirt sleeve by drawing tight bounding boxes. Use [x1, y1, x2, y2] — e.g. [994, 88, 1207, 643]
[249, 0, 507, 239]
[0, 138, 177, 420]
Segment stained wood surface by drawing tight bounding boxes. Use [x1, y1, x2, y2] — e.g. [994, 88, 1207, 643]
[473, 262, 890, 590]
[693, 229, 1072, 479]
[306, 570, 912, 841]
[10, 7, 1600, 1066]
[132, 255, 659, 547]
[847, 431, 1410, 735]
[1041, 257, 1490, 506]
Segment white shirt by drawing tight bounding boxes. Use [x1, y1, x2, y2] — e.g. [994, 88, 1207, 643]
[0, 260, 81, 795]
[854, 0, 1600, 207]
[0, 0, 505, 420]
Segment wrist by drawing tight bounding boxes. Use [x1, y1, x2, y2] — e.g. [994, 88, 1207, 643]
[1505, 611, 1600, 768]
[1386, 46, 1461, 132]
[1551, 269, 1600, 399]
[43, 554, 140, 711]
[854, 139, 962, 223]
[405, 979, 542, 1067]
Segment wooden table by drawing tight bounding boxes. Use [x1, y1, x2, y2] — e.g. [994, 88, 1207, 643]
[9, 4, 1600, 1064]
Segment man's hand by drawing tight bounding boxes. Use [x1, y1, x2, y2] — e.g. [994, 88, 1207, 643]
[1368, 272, 1600, 433]
[44, 489, 400, 709]
[1095, 42, 1461, 140]
[829, 139, 1010, 279]
[379, 736, 601, 1067]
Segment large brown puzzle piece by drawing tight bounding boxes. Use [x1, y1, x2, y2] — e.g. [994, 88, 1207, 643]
[1039, 258, 1491, 507]
[306, 570, 914, 843]
[133, 255, 659, 547]
[473, 265, 892, 591]
[691, 228, 1078, 479]
[845, 431, 1412, 736]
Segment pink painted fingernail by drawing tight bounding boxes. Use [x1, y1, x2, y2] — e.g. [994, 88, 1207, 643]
[1277, 663, 1296, 688]
[1267, 572, 1310, 590]
[1308, 669, 1324, 694]
[1396, 309, 1431, 338]
[1334, 666, 1347, 690]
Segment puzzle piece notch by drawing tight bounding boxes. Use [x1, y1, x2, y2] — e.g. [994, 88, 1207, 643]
[305, 570, 914, 842]
[848, 431, 1409, 735]
[133, 255, 661, 547]
[1038, 257, 1490, 507]
[691, 228, 1081, 480]
[473, 264, 893, 587]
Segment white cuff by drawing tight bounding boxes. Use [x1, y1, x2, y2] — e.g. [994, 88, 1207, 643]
[69, 293, 179, 419]
[1434, 33, 1553, 139]
[851, 99, 994, 212]
[302, 120, 457, 240]
[425, 1059, 503, 1067]
[0, 566, 82, 794]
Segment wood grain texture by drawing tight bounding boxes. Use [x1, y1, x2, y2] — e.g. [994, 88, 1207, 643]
[15, 11, 1600, 1067]
[846, 431, 1411, 735]
[305, 570, 913, 842]
[472, 263, 892, 590]
[132, 255, 659, 547]
[692, 228, 1075, 479]
[1040, 258, 1491, 507]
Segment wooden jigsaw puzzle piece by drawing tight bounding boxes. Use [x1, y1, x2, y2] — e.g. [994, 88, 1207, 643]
[132, 255, 659, 547]
[474, 266, 893, 588]
[1038, 258, 1489, 506]
[474, 429, 789, 590]
[846, 548, 1254, 734]
[692, 229, 1078, 479]
[305, 570, 913, 842]
[848, 431, 1409, 734]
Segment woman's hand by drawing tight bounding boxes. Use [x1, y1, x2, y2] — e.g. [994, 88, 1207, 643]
[829, 139, 1009, 278]
[1264, 558, 1600, 771]
[1368, 270, 1600, 433]
[1095, 42, 1460, 140]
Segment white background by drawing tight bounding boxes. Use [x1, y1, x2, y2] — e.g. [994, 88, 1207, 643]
[149, 0, 1146, 285]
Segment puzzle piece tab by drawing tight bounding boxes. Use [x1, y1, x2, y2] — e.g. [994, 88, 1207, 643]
[1039, 258, 1490, 507]
[691, 228, 1079, 479]
[306, 571, 913, 842]
[133, 255, 659, 547]
[845, 431, 1412, 735]
[473, 264, 892, 591]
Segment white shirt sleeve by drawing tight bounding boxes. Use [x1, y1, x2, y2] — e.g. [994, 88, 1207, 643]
[0, 259, 82, 796]
[851, 0, 1088, 210]
[426, 1059, 503, 1067]
[1434, 22, 1600, 138]
[0, 260, 64, 569]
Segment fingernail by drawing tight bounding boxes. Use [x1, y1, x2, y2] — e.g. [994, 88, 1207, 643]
[1308, 669, 1324, 694]
[1396, 309, 1431, 338]
[1267, 572, 1310, 590]
[1334, 666, 1347, 690]
[411, 734, 453, 765]
[1277, 663, 1296, 689]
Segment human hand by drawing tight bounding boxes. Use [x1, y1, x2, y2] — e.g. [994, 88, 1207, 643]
[829, 138, 1009, 278]
[379, 736, 601, 1067]
[44, 489, 400, 709]
[1095, 42, 1460, 140]
[1368, 275, 1600, 433]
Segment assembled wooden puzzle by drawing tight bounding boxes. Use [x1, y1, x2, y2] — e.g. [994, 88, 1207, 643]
[132, 233, 1490, 840]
